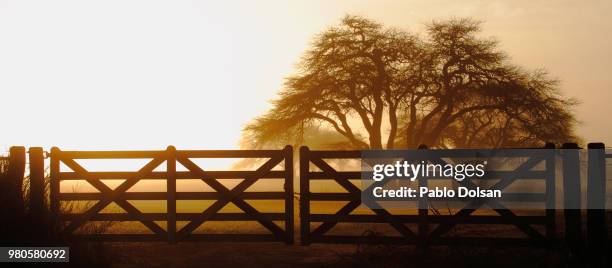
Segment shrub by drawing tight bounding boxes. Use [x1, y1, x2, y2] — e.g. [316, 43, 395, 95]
[0, 153, 112, 267]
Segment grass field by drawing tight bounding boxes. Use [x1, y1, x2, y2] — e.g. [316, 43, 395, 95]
[63, 199, 551, 239]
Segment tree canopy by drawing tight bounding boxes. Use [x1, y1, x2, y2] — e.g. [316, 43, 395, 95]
[243, 15, 578, 149]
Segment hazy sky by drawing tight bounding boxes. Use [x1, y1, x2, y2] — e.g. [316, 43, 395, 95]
[1, 0, 611, 152]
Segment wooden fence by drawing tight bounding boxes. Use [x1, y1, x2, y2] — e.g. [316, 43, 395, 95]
[49, 146, 294, 244]
[0, 143, 609, 252]
[299, 146, 557, 246]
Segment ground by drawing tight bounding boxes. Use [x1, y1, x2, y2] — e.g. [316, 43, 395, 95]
[108, 242, 354, 268]
[104, 242, 577, 268]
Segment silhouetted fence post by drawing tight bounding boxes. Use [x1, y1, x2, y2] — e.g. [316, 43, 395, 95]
[49, 147, 60, 218]
[417, 144, 429, 251]
[167, 145, 177, 244]
[300, 146, 310, 245]
[28, 147, 46, 220]
[7, 146, 26, 213]
[284, 145, 295, 244]
[544, 142, 556, 239]
[562, 143, 582, 260]
[586, 142, 606, 267]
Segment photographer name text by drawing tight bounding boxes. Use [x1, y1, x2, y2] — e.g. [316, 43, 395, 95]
[372, 186, 501, 198]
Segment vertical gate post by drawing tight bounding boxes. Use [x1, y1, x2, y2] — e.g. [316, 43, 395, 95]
[167, 146, 177, 244]
[417, 144, 429, 250]
[28, 147, 46, 220]
[562, 143, 582, 260]
[7, 146, 26, 213]
[299, 146, 310, 245]
[586, 142, 606, 266]
[284, 145, 294, 244]
[49, 147, 60, 218]
[544, 142, 556, 239]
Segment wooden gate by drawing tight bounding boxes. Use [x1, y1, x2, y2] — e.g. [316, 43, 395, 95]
[50, 146, 293, 244]
[300, 146, 556, 246]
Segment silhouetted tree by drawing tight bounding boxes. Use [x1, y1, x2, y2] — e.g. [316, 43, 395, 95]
[244, 16, 578, 149]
